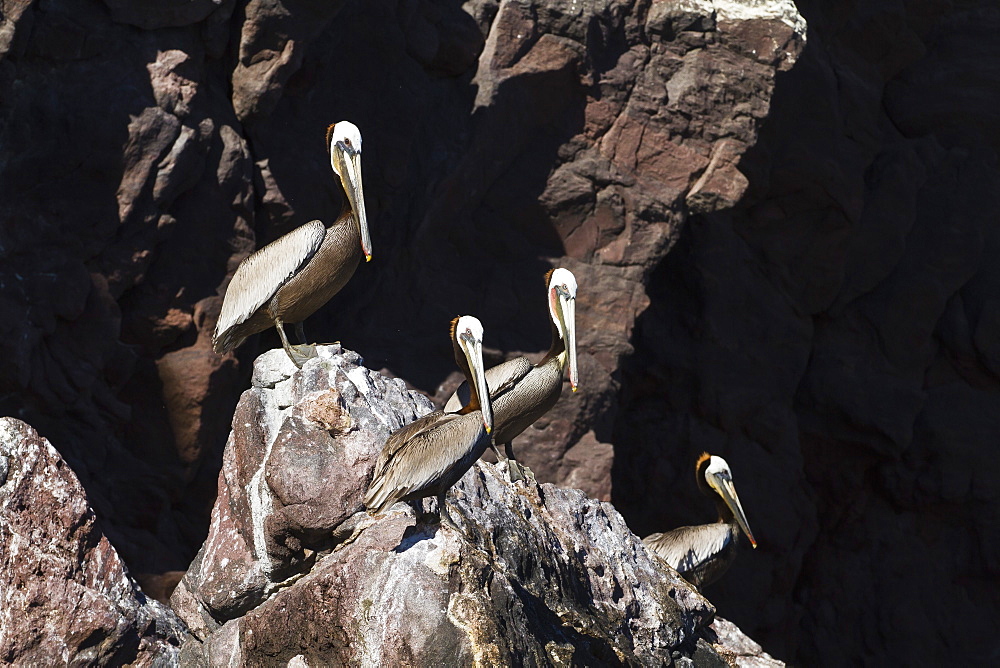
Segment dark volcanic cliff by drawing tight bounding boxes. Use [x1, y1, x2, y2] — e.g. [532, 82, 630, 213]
[1, 0, 999, 664]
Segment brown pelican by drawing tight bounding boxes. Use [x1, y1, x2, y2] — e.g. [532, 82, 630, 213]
[643, 453, 757, 589]
[444, 267, 578, 481]
[212, 121, 371, 367]
[364, 316, 493, 527]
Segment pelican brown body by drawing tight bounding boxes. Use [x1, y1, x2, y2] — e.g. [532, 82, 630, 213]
[643, 453, 757, 590]
[213, 121, 370, 367]
[444, 268, 578, 481]
[364, 316, 494, 524]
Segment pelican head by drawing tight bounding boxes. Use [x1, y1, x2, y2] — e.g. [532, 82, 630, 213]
[452, 315, 493, 435]
[327, 121, 371, 262]
[547, 268, 579, 391]
[700, 453, 757, 548]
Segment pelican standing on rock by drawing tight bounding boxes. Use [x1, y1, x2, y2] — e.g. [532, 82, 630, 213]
[365, 316, 494, 527]
[444, 268, 578, 482]
[213, 121, 371, 367]
[643, 453, 757, 589]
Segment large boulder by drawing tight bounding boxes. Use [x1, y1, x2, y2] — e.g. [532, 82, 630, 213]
[172, 346, 767, 664]
[0, 418, 188, 665]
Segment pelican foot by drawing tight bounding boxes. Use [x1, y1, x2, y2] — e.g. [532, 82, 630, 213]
[286, 343, 317, 367]
[438, 498, 469, 538]
[507, 460, 535, 484]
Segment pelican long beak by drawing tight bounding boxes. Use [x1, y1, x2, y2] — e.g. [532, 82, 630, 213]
[718, 477, 757, 548]
[462, 335, 493, 435]
[334, 143, 371, 261]
[559, 291, 579, 392]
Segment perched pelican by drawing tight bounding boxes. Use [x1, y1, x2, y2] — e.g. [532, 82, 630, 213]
[643, 453, 757, 589]
[444, 268, 578, 481]
[364, 316, 494, 526]
[213, 121, 371, 367]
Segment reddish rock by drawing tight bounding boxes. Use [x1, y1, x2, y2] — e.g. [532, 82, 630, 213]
[615, 1, 1000, 664]
[231, 0, 347, 123]
[0, 418, 187, 664]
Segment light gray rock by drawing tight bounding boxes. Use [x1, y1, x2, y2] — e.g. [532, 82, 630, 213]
[709, 617, 784, 667]
[172, 344, 435, 636]
[173, 345, 739, 664]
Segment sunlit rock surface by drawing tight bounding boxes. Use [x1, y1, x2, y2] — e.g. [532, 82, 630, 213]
[173, 346, 766, 664]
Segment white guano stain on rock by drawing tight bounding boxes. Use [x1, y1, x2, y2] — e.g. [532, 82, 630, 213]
[674, 0, 807, 37]
[447, 591, 502, 668]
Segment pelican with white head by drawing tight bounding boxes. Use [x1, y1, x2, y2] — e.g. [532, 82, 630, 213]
[212, 120, 373, 367]
[443, 267, 582, 482]
[643, 452, 757, 589]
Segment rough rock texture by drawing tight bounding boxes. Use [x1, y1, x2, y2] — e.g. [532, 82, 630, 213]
[0, 0, 251, 581]
[172, 345, 733, 665]
[614, 1, 1000, 663]
[0, 0, 801, 583]
[0, 417, 188, 665]
[3, 0, 1000, 664]
[708, 618, 783, 668]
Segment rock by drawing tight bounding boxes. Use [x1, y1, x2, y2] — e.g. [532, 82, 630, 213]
[172, 345, 434, 635]
[0, 0, 803, 588]
[615, 1, 1000, 664]
[102, 0, 228, 30]
[0, 0, 34, 61]
[0, 0, 254, 578]
[173, 345, 735, 664]
[0, 417, 188, 665]
[231, 0, 347, 123]
[708, 617, 784, 668]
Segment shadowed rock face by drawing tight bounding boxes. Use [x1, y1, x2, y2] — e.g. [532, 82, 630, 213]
[2, 0, 1000, 664]
[0, 418, 188, 665]
[171, 345, 759, 665]
[0, 0, 801, 595]
[613, 0, 1000, 662]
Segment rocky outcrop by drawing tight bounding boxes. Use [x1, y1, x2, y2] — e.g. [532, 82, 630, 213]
[707, 618, 783, 668]
[0, 0, 804, 586]
[171, 346, 739, 664]
[0, 418, 188, 665]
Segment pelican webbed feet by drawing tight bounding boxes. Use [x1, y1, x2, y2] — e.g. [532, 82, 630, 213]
[275, 317, 318, 367]
[495, 442, 532, 484]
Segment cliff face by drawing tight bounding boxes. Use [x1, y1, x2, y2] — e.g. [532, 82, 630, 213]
[1, 0, 999, 664]
[0, 0, 801, 577]
[615, 1, 1000, 661]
